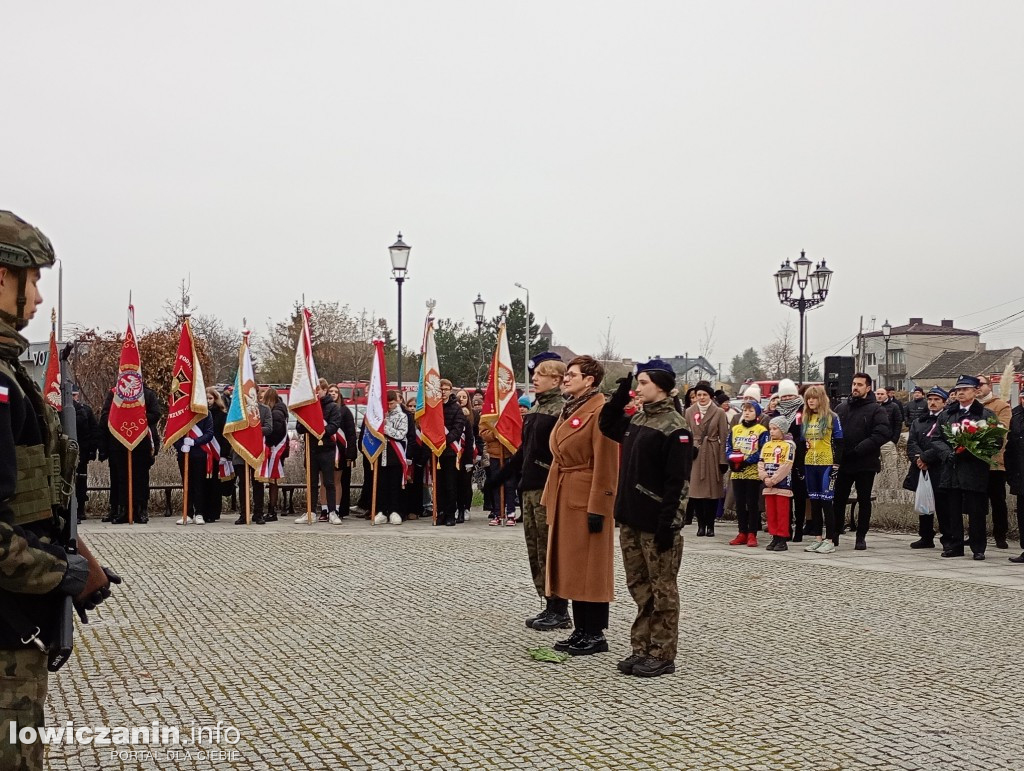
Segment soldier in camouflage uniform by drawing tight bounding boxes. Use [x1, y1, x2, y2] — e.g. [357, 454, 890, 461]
[1, 211, 118, 770]
[600, 359, 692, 678]
[497, 352, 568, 630]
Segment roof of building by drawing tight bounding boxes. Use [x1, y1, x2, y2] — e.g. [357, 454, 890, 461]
[912, 347, 1023, 380]
[660, 355, 717, 378]
[547, 344, 577, 362]
[538, 322, 553, 336]
[863, 318, 977, 337]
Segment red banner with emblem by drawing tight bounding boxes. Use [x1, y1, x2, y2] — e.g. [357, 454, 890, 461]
[42, 309, 61, 412]
[107, 305, 150, 450]
[164, 317, 209, 447]
[479, 319, 522, 453]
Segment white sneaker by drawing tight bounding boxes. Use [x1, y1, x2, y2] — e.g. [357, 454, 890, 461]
[389, 512, 402, 525]
[175, 516, 194, 525]
[295, 513, 313, 523]
[803, 539, 822, 552]
[328, 512, 343, 525]
[374, 513, 387, 525]
[194, 514, 206, 525]
[816, 541, 837, 554]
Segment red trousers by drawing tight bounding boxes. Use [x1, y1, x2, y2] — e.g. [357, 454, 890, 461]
[764, 494, 791, 538]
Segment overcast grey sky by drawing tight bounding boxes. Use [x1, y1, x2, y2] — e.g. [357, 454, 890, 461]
[5, 1, 1023, 375]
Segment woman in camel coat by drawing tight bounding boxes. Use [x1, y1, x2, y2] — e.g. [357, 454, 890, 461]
[542, 355, 619, 656]
[684, 380, 729, 538]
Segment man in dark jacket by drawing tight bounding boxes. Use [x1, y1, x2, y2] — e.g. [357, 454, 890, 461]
[73, 386, 98, 522]
[834, 374, 890, 549]
[875, 387, 903, 446]
[902, 387, 949, 549]
[297, 379, 343, 523]
[933, 375, 1000, 560]
[1005, 391, 1024, 564]
[905, 386, 928, 428]
[436, 379, 468, 527]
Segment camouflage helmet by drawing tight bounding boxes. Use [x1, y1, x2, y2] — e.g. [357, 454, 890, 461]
[0, 210, 56, 270]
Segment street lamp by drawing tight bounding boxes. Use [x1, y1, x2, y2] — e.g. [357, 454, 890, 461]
[389, 233, 411, 393]
[881, 319, 892, 389]
[514, 282, 530, 389]
[473, 294, 487, 388]
[773, 250, 834, 385]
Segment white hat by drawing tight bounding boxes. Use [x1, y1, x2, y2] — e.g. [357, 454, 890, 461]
[777, 378, 798, 397]
[742, 384, 762, 401]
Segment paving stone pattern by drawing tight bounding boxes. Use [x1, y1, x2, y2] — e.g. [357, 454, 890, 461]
[46, 517, 1024, 770]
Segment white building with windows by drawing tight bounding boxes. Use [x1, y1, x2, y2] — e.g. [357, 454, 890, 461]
[860, 318, 978, 392]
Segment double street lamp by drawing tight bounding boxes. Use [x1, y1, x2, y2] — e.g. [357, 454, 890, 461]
[389, 233, 411, 392]
[773, 251, 834, 385]
[473, 293, 487, 388]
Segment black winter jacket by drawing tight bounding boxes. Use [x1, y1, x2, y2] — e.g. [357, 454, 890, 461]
[268, 401, 288, 446]
[934, 400, 998, 493]
[905, 396, 928, 429]
[441, 395, 467, 457]
[504, 387, 562, 492]
[1006, 405, 1024, 496]
[834, 391, 889, 474]
[600, 380, 692, 534]
[300, 395, 343, 454]
[338, 402, 358, 462]
[902, 410, 944, 492]
[878, 399, 903, 444]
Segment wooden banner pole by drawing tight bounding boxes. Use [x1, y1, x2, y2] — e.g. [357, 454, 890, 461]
[370, 458, 380, 525]
[305, 438, 313, 525]
[182, 452, 190, 525]
[245, 464, 252, 525]
[127, 451, 134, 525]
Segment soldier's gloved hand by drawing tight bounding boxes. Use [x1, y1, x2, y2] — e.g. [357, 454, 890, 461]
[587, 513, 604, 534]
[58, 554, 91, 597]
[654, 526, 676, 554]
[75, 568, 122, 615]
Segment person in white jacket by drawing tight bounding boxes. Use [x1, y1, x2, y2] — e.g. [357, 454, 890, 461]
[374, 392, 409, 525]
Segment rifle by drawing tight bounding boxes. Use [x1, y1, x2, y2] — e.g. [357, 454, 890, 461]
[48, 342, 79, 671]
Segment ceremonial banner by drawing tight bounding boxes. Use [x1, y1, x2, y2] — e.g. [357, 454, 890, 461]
[108, 305, 150, 450]
[224, 331, 265, 469]
[164, 317, 208, 447]
[479, 319, 523, 452]
[288, 307, 325, 439]
[361, 339, 388, 463]
[415, 313, 446, 456]
[42, 310, 61, 412]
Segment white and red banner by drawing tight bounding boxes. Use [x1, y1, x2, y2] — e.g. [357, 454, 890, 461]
[164, 317, 208, 447]
[224, 330, 265, 469]
[479, 319, 522, 453]
[288, 307, 325, 439]
[415, 314, 446, 457]
[360, 339, 388, 463]
[108, 305, 150, 450]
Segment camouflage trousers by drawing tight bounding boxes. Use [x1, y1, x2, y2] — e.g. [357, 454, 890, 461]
[619, 524, 683, 661]
[1, 648, 48, 771]
[521, 489, 550, 598]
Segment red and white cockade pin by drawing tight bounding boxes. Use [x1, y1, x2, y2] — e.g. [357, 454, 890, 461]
[570, 417, 582, 428]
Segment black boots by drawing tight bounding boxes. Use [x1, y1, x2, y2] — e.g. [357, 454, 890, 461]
[530, 598, 571, 631]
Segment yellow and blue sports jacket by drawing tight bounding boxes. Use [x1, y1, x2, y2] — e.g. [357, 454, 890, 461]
[726, 421, 768, 480]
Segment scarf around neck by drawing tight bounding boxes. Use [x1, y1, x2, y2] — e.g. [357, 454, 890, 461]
[562, 387, 599, 421]
[776, 395, 804, 432]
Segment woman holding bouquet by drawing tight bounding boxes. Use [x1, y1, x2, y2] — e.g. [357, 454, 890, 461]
[934, 375, 1004, 560]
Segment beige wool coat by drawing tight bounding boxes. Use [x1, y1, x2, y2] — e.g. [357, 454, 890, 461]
[541, 393, 619, 603]
[684, 401, 730, 499]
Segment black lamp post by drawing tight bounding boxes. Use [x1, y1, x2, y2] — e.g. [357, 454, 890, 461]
[774, 251, 833, 385]
[473, 294, 487, 388]
[389, 233, 411, 392]
[881, 319, 892, 389]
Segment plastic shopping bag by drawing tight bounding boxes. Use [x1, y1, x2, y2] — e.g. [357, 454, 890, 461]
[914, 471, 936, 516]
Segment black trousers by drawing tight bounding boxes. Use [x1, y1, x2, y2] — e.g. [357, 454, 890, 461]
[357, 454, 374, 510]
[107, 456, 120, 516]
[176, 451, 207, 518]
[376, 462, 403, 517]
[487, 457, 517, 517]
[833, 468, 876, 540]
[571, 600, 609, 634]
[692, 498, 717, 529]
[75, 461, 89, 519]
[456, 465, 473, 513]
[436, 454, 458, 517]
[790, 472, 807, 540]
[405, 464, 425, 516]
[234, 464, 265, 516]
[1016, 494, 1024, 550]
[109, 442, 153, 518]
[202, 475, 223, 520]
[339, 463, 352, 514]
[942, 488, 989, 555]
[732, 479, 761, 533]
[988, 470, 1008, 541]
[311, 450, 336, 513]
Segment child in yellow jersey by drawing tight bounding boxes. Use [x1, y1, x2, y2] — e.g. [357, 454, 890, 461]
[759, 417, 796, 551]
[726, 402, 768, 546]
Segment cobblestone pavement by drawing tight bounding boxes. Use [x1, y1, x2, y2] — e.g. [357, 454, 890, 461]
[43, 513, 1024, 770]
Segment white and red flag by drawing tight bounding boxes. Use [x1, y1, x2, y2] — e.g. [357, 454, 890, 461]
[164, 316, 208, 447]
[224, 330, 265, 469]
[360, 338, 388, 463]
[288, 307, 325, 439]
[107, 304, 150, 450]
[415, 311, 446, 457]
[42, 309, 61, 412]
[479, 318, 522, 453]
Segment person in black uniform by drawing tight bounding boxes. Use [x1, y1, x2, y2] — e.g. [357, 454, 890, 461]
[437, 379, 468, 527]
[72, 386, 98, 522]
[902, 387, 949, 549]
